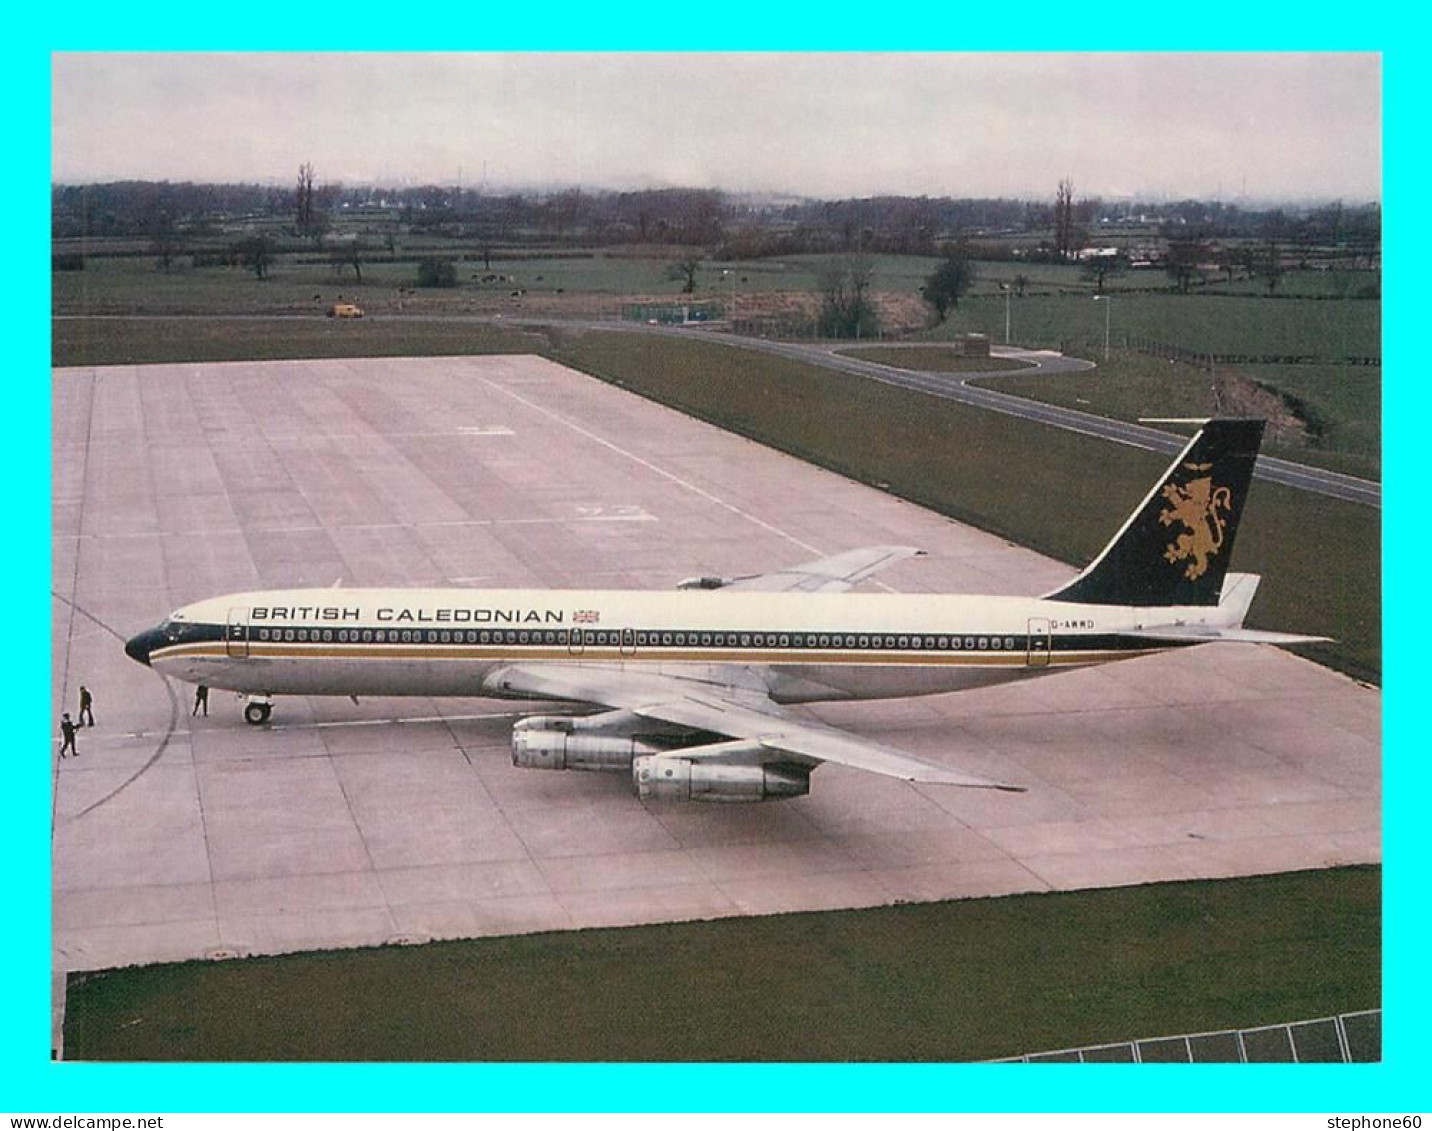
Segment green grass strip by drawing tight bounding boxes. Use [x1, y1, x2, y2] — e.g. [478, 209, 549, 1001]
[64, 867, 1379, 1062]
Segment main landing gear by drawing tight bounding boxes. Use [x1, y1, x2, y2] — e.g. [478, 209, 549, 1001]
[243, 696, 274, 726]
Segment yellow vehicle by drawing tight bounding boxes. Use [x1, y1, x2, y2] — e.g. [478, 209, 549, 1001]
[327, 302, 364, 319]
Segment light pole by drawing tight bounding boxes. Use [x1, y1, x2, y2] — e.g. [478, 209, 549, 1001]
[1000, 282, 1011, 345]
[722, 268, 736, 331]
[1093, 294, 1112, 361]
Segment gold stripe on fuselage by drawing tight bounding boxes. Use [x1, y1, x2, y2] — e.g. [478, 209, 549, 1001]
[149, 642, 1158, 668]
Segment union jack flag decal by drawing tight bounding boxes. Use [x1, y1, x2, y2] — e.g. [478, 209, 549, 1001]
[572, 609, 601, 624]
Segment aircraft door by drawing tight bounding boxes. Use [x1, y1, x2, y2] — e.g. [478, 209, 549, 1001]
[568, 627, 584, 657]
[620, 628, 636, 657]
[1026, 617, 1052, 667]
[226, 607, 250, 659]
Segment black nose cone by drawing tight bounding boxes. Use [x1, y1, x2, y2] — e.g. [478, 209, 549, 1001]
[125, 627, 163, 667]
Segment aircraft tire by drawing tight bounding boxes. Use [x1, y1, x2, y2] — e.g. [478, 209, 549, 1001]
[244, 702, 272, 726]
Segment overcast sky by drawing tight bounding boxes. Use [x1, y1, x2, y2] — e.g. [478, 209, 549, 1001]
[51, 53, 1381, 202]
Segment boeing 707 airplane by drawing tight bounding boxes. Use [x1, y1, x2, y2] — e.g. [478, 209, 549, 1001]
[123, 418, 1323, 802]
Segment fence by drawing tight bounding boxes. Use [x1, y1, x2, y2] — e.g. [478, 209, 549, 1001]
[994, 1009, 1380, 1063]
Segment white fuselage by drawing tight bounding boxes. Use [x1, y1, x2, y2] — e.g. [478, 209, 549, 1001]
[139, 586, 1207, 706]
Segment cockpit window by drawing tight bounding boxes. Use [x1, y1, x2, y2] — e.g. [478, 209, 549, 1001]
[162, 619, 204, 644]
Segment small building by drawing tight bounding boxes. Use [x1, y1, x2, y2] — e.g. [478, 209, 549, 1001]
[956, 333, 991, 358]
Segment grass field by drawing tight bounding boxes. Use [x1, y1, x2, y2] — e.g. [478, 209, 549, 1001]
[63, 866, 1379, 1062]
[52, 315, 547, 367]
[932, 290, 1381, 361]
[960, 355, 1381, 481]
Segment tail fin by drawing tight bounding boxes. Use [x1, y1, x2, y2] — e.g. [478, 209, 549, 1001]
[1044, 419, 1265, 607]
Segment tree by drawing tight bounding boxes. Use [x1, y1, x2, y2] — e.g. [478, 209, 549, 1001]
[296, 163, 315, 234]
[667, 256, 702, 294]
[1165, 238, 1209, 294]
[1080, 254, 1125, 295]
[295, 162, 333, 245]
[1253, 240, 1285, 296]
[923, 253, 976, 321]
[331, 239, 367, 285]
[817, 255, 879, 339]
[235, 236, 273, 279]
[1054, 178, 1076, 263]
[416, 258, 458, 288]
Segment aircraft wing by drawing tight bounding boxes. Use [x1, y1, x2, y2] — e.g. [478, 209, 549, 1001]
[678, 545, 924, 594]
[1124, 626, 1333, 645]
[483, 662, 1023, 791]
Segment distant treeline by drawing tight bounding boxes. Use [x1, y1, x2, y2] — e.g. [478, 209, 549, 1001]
[52, 179, 1381, 261]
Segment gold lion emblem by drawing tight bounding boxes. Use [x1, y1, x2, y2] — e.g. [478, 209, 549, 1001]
[1158, 461, 1233, 580]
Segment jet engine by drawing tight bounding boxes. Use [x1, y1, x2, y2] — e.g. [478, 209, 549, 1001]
[510, 710, 702, 773]
[510, 712, 811, 801]
[633, 753, 811, 802]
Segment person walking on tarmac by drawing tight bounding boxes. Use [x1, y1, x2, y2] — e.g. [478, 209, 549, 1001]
[192, 684, 209, 717]
[59, 713, 78, 759]
[78, 685, 95, 727]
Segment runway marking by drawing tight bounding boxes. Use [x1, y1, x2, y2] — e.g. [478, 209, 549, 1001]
[59, 511, 659, 541]
[478, 368, 903, 590]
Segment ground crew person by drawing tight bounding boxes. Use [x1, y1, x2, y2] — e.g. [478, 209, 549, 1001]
[60, 713, 78, 758]
[193, 684, 209, 717]
[78, 685, 94, 726]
